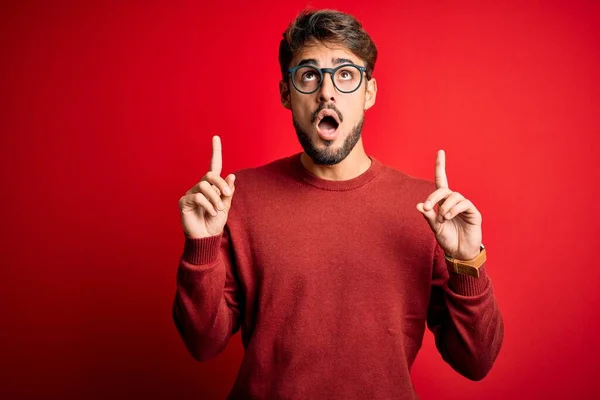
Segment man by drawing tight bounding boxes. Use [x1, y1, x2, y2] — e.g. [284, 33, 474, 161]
[174, 9, 504, 400]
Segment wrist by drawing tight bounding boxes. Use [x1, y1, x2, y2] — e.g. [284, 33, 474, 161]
[445, 244, 483, 261]
[444, 244, 486, 278]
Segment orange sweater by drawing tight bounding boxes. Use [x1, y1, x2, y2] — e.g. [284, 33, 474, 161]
[173, 153, 504, 399]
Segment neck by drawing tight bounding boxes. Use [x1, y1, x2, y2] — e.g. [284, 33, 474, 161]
[300, 140, 372, 181]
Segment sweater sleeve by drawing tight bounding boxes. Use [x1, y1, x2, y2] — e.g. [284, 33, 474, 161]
[172, 225, 243, 362]
[426, 241, 504, 380]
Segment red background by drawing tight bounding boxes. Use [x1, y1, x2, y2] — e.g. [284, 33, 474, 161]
[1, 0, 599, 399]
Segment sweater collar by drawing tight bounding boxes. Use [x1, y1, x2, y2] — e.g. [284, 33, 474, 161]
[290, 152, 382, 191]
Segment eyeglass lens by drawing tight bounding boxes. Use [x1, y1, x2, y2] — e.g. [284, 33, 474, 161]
[293, 65, 362, 93]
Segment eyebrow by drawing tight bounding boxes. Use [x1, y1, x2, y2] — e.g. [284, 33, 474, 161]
[332, 57, 355, 65]
[296, 57, 357, 67]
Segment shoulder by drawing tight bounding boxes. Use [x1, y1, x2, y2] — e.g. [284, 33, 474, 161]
[376, 158, 436, 196]
[230, 153, 298, 194]
[234, 153, 294, 179]
[226, 154, 298, 223]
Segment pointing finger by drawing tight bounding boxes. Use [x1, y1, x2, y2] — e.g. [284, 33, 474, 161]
[210, 135, 222, 175]
[435, 149, 448, 189]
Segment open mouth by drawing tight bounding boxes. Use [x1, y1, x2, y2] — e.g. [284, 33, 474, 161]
[318, 115, 339, 134]
[315, 109, 341, 140]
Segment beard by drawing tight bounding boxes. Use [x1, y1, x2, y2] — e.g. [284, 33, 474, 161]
[292, 113, 364, 166]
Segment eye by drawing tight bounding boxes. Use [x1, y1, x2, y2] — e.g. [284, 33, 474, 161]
[338, 69, 354, 80]
[302, 71, 318, 81]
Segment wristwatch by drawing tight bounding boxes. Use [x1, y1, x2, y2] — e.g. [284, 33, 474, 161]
[444, 244, 486, 278]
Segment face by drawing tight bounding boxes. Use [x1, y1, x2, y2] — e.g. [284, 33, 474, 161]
[280, 40, 377, 165]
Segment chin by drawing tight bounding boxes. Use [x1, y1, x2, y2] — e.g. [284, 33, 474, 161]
[293, 115, 364, 166]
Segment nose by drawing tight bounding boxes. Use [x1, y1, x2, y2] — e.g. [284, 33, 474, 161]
[317, 72, 336, 103]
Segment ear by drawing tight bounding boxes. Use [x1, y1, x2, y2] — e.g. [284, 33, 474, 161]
[280, 80, 292, 110]
[364, 77, 377, 111]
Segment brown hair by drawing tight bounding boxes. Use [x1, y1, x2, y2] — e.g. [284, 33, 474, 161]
[278, 9, 378, 82]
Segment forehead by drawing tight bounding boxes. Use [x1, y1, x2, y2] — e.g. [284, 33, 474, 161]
[290, 40, 364, 67]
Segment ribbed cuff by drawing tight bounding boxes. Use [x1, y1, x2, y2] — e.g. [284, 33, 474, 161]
[448, 264, 489, 296]
[182, 232, 223, 265]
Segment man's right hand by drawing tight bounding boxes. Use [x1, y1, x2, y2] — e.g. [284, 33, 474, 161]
[179, 135, 236, 239]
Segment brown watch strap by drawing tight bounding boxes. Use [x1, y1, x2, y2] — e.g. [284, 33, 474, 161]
[445, 247, 487, 278]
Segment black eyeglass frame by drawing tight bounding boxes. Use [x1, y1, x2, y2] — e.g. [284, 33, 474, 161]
[287, 63, 367, 94]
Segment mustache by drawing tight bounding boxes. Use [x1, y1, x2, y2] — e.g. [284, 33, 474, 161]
[311, 103, 344, 124]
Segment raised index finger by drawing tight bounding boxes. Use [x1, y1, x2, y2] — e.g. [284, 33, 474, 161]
[435, 149, 448, 189]
[210, 135, 222, 175]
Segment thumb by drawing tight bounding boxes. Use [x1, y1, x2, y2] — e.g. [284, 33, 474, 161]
[416, 202, 439, 231]
[222, 174, 236, 208]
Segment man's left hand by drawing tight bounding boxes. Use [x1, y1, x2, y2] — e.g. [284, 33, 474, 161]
[416, 150, 482, 260]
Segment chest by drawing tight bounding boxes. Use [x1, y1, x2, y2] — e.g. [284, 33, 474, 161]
[245, 193, 434, 302]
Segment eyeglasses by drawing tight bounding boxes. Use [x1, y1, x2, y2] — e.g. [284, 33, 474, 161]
[288, 63, 367, 94]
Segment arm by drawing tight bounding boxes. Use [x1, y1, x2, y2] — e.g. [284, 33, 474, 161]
[427, 242, 504, 380]
[172, 226, 243, 362]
